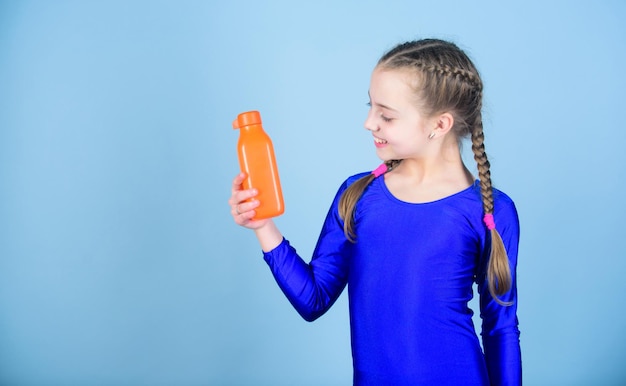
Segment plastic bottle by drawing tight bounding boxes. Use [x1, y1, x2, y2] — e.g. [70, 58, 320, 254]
[232, 110, 284, 219]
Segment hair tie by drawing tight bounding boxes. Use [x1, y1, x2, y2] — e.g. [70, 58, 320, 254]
[483, 213, 496, 230]
[372, 163, 388, 178]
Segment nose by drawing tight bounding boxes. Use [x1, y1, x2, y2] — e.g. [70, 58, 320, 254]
[364, 109, 379, 132]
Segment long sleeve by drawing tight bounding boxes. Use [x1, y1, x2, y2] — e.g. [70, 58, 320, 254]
[262, 178, 355, 322]
[261, 175, 522, 384]
[478, 196, 522, 386]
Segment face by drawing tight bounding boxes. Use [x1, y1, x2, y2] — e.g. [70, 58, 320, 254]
[364, 68, 436, 161]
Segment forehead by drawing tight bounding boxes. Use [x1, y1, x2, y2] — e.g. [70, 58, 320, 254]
[369, 68, 418, 107]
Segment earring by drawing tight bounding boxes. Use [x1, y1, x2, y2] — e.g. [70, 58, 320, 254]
[428, 132, 436, 139]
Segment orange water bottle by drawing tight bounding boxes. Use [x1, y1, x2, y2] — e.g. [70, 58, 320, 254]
[232, 110, 284, 219]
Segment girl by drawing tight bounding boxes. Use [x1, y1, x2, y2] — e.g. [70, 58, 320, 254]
[229, 39, 521, 385]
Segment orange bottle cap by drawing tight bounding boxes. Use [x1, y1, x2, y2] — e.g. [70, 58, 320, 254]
[232, 110, 262, 129]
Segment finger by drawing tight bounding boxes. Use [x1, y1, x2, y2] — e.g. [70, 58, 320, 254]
[234, 207, 257, 225]
[231, 204, 242, 218]
[231, 172, 247, 194]
[233, 187, 258, 206]
[240, 198, 260, 214]
[232, 199, 259, 217]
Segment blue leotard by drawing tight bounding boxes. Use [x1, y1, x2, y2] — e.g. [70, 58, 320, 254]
[263, 172, 521, 385]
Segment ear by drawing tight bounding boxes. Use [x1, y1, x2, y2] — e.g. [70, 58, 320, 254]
[433, 112, 454, 135]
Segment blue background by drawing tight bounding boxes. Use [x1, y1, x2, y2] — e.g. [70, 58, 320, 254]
[1, 1, 625, 385]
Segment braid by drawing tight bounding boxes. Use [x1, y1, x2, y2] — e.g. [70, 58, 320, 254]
[339, 160, 400, 242]
[471, 112, 513, 306]
[422, 63, 483, 92]
[471, 119, 494, 214]
[383, 59, 483, 96]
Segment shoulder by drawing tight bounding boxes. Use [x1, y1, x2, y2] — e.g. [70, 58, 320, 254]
[344, 171, 371, 187]
[491, 186, 520, 234]
[328, 171, 373, 205]
[492, 187, 518, 215]
[465, 182, 519, 232]
[470, 182, 517, 212]
[333, 171, 372, 193]
[327, 171, 371, 203]
[492, 186, 515, 205]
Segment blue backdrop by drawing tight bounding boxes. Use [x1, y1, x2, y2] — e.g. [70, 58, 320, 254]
[1, 1, 625, 385]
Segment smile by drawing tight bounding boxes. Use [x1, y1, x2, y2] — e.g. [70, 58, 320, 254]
[374, 137, 388, 144]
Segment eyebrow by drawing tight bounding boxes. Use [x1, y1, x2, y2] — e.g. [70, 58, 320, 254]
[368, 91, 399, 112]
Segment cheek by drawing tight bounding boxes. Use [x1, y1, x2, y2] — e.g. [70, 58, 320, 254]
[395, 128, 424, 145]
[389, 131, 427, 154]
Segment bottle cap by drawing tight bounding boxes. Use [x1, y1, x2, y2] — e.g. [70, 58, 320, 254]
[232, 110, 262, 129]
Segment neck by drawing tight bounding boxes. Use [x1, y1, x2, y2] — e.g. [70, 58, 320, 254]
[395, 138, 473, 184]
[381, 136, 475, 203]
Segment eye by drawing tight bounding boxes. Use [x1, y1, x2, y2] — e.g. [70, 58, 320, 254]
[366, 101, 393, 122]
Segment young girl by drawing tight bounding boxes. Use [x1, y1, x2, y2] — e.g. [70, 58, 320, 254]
[229, 39, 521, 385]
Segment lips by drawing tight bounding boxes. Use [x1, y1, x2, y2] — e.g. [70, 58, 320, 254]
[374, 136, 388, 148]
[374, 136, 388, 144]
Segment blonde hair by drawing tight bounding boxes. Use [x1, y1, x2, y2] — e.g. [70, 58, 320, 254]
[338, 39, 512, 305]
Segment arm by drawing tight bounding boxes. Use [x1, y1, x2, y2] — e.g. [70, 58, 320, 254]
[262, 180, 353, 321]
[229, 173, 353, 322]
[479, 197, 522, 386]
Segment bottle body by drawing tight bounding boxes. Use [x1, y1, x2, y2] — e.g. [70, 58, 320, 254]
[233, 112, 284, 219]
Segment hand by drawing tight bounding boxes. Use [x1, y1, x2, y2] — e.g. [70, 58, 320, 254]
[228, 172, 269, 229]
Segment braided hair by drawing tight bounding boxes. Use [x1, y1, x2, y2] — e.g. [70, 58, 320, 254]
[338, 39, 512, 305]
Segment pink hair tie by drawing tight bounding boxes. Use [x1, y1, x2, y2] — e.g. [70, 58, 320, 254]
[483, 213, 496, 230]
[372, 163, 388, 178]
